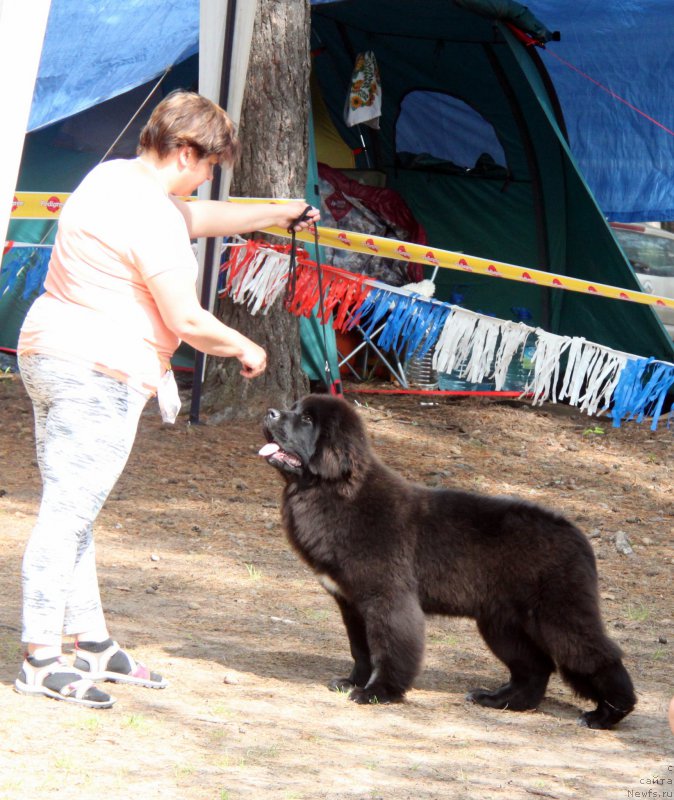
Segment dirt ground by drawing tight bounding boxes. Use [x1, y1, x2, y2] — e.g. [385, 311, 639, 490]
[0, 369, 672, 800]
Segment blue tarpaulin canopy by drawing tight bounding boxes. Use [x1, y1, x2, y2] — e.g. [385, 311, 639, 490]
[28, 1, 199, 132]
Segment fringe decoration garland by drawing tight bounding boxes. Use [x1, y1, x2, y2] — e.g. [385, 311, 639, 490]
[217, 240, 674, 428]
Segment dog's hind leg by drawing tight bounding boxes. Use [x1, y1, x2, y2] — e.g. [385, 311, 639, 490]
[542, 612, 636, 728]
[329, 596, 372, 692]
[348, 592, 425, 705]
[560, 661, 636, 729]
[468, 618, 554, 711]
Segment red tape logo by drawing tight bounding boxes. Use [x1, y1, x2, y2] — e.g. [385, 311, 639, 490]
[41, 196, 64, 213]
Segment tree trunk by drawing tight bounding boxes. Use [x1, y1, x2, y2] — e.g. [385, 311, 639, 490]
[201, 0, 311, 420]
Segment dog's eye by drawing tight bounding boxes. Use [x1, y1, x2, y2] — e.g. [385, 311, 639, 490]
[301, 413, 313, 425]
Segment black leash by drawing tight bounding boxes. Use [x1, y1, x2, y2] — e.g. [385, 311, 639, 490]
[286, 206, 340, 395]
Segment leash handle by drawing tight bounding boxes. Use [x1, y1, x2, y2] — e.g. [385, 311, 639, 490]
[287, 204, 315, 233]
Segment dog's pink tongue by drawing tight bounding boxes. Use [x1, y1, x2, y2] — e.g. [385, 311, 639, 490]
[259, 443, 280, 458]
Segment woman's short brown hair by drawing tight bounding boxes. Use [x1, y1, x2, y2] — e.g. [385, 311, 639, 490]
[137, 89, 241, 164]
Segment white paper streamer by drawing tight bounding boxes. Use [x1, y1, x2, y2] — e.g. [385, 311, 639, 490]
[228, 250, 290, 314]
[559, 339, 628, 416]
[492, 322, 533, 391]
[526, 330, 572, 405]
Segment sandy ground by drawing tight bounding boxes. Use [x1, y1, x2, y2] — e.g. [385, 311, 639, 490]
[0, 371, 672, 800]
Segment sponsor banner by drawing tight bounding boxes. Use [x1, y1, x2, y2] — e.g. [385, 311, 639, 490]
[10, 192, 673, 309]
[11, 192, 70, 219]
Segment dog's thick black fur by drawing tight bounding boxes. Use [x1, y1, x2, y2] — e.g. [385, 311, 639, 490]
[261, 395, 636, 729]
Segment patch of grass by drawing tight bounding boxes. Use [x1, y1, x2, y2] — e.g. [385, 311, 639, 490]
[583, 425, 606, 436]
[244, 562, 262, 580]
[77, 715, 103, 734]
[122, 713, 151, 731]
[0, 778, 24, 793]
[243, 744, 281, 764]
[215, 752, 247, 769]
[625, 603, 650, 622]
[53, 755, 76, 773]
[206, 702, 235, 718]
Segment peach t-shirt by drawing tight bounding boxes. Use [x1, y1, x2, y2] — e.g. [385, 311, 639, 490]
[19, 158, 198, 393]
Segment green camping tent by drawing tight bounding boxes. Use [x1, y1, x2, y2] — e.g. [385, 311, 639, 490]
[310, 0, 674, 362]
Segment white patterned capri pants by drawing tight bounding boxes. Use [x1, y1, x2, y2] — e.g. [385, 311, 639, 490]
[18, 354, 148, 645]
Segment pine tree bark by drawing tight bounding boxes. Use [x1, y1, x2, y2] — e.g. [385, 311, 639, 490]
[200, 0, 311, 420]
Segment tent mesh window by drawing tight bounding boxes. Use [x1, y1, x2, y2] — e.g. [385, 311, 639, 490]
[396, 91, 507, 176]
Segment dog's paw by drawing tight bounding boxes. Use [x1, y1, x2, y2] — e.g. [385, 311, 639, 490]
[578, 709, 619, 730]
[349, 686, 402, 705]
[466, 688, 503, 708]
[328, 677, 355, 693]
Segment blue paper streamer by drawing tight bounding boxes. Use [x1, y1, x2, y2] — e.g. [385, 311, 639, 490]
[0, 247, 51, 299]
[611, 358, 674, 429]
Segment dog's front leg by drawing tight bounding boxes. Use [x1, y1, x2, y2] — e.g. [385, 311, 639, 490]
[328, 594, 372, 692]
[349, 592, 426, 705]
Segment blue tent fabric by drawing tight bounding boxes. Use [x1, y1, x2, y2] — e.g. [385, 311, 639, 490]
[534, 1, 674, 222]
[29, 0, 198, 131]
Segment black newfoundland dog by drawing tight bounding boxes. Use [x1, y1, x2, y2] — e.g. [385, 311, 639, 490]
[260, 395, 635, 729]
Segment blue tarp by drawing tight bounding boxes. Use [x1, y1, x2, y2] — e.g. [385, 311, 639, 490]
[535, 1, 674, 222]
[29, 0, 199, 131]
[27, 1, 674, 221]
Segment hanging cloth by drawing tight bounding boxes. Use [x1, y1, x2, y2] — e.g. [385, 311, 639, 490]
[344, 51, 382, 129]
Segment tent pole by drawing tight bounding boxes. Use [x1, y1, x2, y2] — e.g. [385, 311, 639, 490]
[190, 0, 239, 424]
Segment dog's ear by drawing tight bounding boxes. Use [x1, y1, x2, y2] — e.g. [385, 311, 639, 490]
[309, 436, 355, 481]
[307, 405, 367, 486]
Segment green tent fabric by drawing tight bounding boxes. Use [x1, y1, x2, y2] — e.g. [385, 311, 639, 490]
[299, 107, 341, 391]
[311, 0, 674, 363]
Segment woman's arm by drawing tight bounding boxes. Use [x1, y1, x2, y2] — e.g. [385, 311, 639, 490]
[171, 197, 319, 239]
[146, 268, 267, 378]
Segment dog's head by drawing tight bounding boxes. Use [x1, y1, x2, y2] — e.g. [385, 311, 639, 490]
[260, 395, 369, 487]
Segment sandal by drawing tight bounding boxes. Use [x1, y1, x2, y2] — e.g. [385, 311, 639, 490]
[74, 638, 168, 689]
[14, 655, 115, 709]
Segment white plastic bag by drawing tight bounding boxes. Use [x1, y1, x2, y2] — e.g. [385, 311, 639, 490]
[157, 369, 181, 424]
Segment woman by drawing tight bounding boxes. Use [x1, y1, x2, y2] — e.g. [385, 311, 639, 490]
[15, 89, 319, 708]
